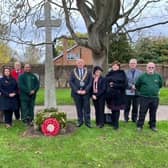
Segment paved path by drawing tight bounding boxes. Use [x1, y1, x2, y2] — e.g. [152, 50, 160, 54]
[35, 105, 168, 121]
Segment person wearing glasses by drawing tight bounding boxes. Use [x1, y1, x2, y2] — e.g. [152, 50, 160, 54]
[124, 58, 143, 122]
[136, 62, 163, 132]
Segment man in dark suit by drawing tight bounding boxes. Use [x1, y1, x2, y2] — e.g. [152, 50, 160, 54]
[69, 59, 92, 128]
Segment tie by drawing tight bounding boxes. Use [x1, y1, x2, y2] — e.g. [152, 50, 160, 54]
[131, 70, 135, 79]
[79, 69, 83, 78]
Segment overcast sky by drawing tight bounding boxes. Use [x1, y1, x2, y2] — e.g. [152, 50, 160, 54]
[5, 0, 168, 60]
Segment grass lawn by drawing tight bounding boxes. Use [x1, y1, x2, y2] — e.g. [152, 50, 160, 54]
[36, 87, 168, 105]
[0, 120, 168, 168]
[35, 88, 73, 105]
[159, 87, 168, 105]
[1, 88, 168, 167]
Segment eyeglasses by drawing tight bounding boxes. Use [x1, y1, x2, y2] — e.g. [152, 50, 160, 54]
[148, 67, 155, 69]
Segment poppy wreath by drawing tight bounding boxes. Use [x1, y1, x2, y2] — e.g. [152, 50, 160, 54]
[41, 118, 60, 136]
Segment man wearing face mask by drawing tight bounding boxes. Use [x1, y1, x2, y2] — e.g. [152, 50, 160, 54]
[136, 62, 163, 132]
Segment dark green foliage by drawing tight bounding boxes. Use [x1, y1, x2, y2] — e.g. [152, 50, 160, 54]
[108, 33, 135, 63]
[135, 37, 168, 63]
[35, 108, 67, 130]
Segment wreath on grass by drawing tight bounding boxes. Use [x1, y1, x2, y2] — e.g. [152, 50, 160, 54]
[41, 118, 60, 136]
[35, 108, 67, 136]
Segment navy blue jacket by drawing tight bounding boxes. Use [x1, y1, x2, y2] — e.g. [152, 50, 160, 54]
[69, 67, 92, 97]
[0, 76, 19, 111]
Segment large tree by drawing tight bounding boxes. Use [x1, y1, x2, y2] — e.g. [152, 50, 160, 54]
[1, 1, 168, 67]
[58, 0, 168, 70]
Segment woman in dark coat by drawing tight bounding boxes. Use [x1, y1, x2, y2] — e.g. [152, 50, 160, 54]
[0, 67, 19, 128]
[92, 66, 106, 128]
[105, 61, 127, 129]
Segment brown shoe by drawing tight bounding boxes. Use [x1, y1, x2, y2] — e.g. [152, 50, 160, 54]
[5, 124, 11, 128]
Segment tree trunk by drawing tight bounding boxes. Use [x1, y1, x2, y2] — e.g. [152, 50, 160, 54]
[92, 48, 109, 73]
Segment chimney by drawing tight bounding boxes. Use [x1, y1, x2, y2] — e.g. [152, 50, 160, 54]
[63, 37, 68, 57]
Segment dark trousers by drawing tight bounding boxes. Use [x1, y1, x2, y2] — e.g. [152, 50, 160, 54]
[14, 109, 20, 120]
[137, 97, 159, 128]
[13, 95, 20, 120]
[0, 111, 4, 123]
[73, 94, 91, 125]
[93, 97, 105, 126]
[20, 97, 35, 123]
[124, 95, 139, 122]
[111, 110, 120, 129]
[4, 110, 13, 125]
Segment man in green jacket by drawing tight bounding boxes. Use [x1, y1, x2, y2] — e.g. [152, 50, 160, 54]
[18, 64, 39, 126]
[136, 62, 163, 132]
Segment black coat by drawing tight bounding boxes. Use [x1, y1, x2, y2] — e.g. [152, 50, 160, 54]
[105, 70, 127, 110]
[0, 76, 19, 111]
[69, 67, 92, 97]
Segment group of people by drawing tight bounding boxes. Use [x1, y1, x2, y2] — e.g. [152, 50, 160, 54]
[0, 59, 163, 132]
[0, 62, 39, 128]
[69, 58, 163, 131]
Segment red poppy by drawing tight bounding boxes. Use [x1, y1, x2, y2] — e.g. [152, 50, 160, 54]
[41, 118, 60, 136]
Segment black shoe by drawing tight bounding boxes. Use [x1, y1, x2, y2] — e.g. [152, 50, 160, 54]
[151, 127, 158, 132]
[99, 125, 104, 128]
[113, 126, 119, 130]
[76, 123, 83, 127]
[85, 124, 92, 128]
[132, 120, 137, 123]
[29, 121, 34, 127]
[124, 116, 129, 122]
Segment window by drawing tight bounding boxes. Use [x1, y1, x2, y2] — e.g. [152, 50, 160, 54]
[67, 53, 80, 60]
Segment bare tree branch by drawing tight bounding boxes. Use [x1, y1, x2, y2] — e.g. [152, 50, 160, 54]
[62, 0, 88, 47]
[127, 20, 168, 33]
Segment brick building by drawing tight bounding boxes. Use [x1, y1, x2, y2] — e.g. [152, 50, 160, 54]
[53, 38, 93, 65]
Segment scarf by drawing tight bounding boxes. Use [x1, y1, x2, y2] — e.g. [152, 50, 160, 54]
[93, 76, 99, 93]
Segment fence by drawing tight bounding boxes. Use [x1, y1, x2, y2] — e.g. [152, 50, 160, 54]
[0, 64, 168, 87]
